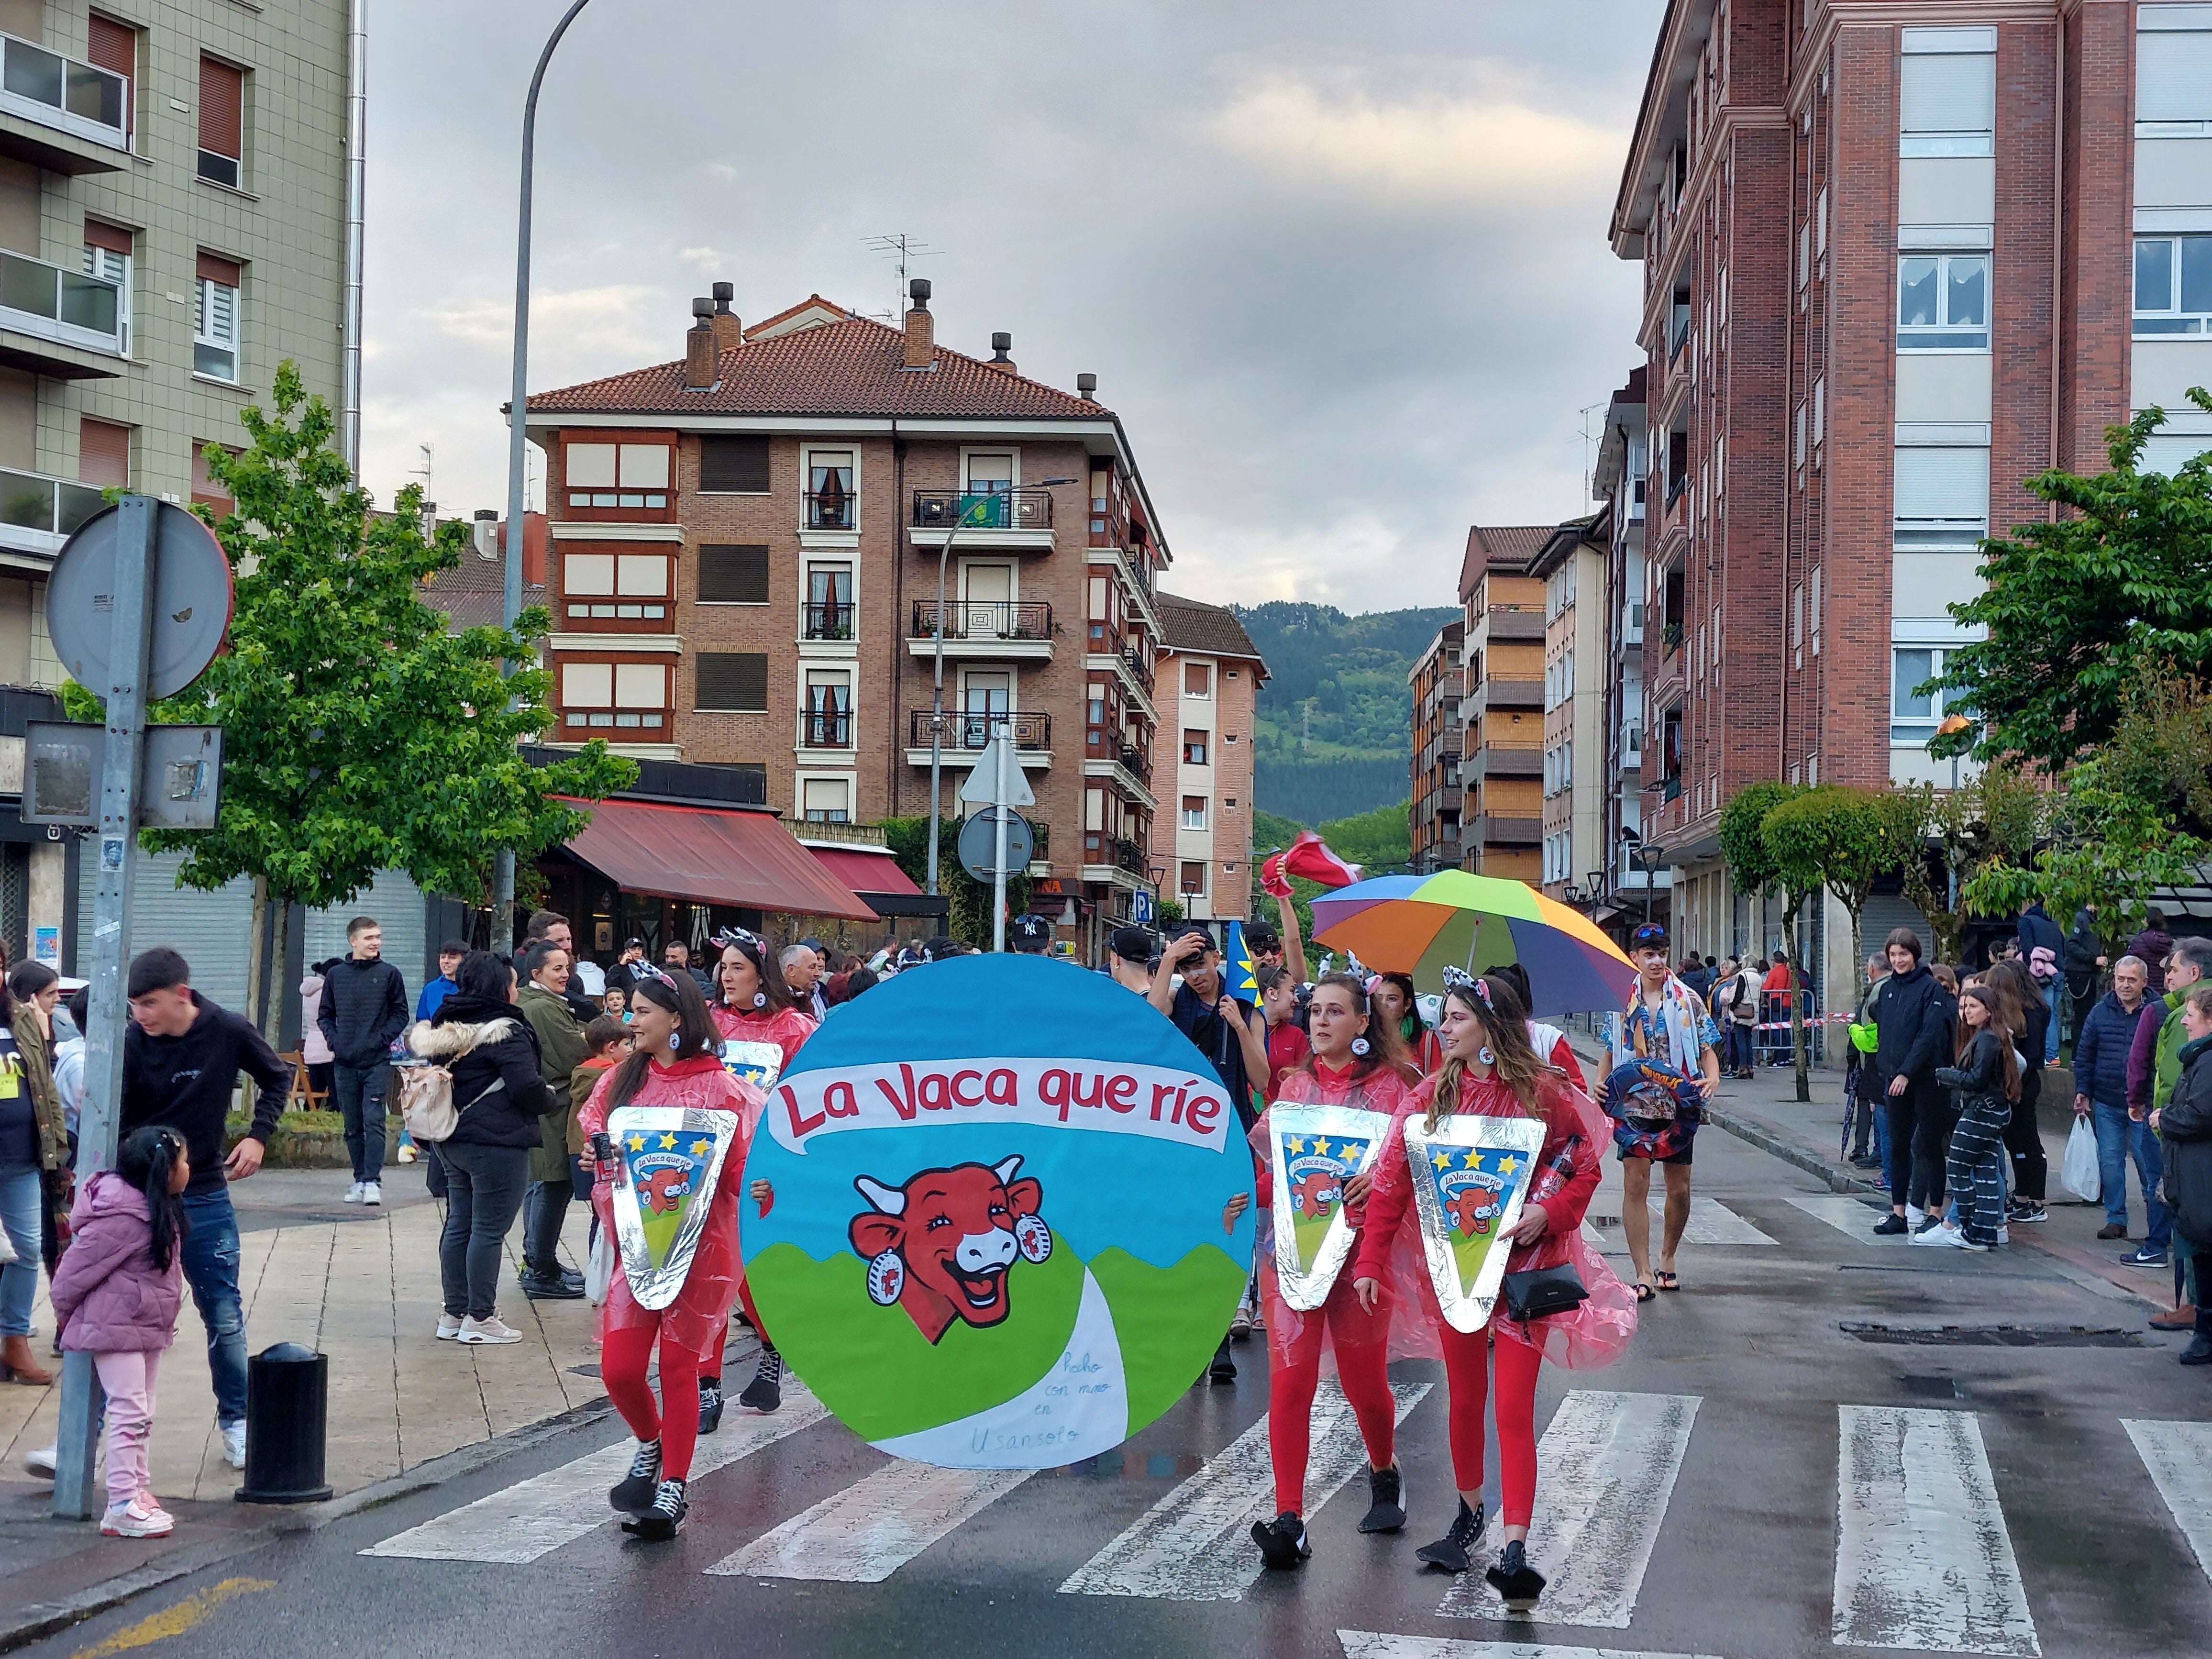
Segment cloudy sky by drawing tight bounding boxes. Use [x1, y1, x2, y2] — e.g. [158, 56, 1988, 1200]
[364, 0, 1662, 614]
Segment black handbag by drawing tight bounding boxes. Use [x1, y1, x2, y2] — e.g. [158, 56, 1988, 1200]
[1501, 1262, 1588, 1322]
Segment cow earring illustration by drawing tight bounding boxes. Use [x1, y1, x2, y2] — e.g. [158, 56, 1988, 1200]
[865, 1250, 905, 1305]
[1350, 1036, 1371, 1058]
[752, 990, 767, 1009]
[668, 1026, 682, 1053]
[1014, 1213, 1053, 1263]
[1478, 1045, 1496, 1066]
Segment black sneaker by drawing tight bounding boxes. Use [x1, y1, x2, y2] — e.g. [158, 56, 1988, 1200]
[1872, 1214, 1909, 1236]
[2180, 1334, 2212, 1366]
[1849, 1154, 1882, 1171]
[520, 1265, 583, 1301]
[559, 1266, 586, 1293]
[1913, 1214, 1945, 1235]
[1250, 1509, 1309, 1570]
[739, 1344, 784, 1413]
[1209, 1340, 1237, 1385]
[1486, 1538, 1547, 1611]
[621, 1477, 687, 1540]
[2123, 1246, 2171, 1268]
[1358, 1462, 1406, 1534]
[2009, 1203, 2048, 1224]
[697, 1377, 725, 1436]
[1416, 1497, 1487, 1572]
[609, 1439, 660, 1514]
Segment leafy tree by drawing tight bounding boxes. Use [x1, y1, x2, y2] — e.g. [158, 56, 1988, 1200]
[1716, 779, 1798, 927]
[1314, 799, 1410, 872]
[880, 816, 1029, 948]
[1759, 786, 1899, 994]
[1876, 767, 2040, 963]
[1932, 394, 2212, 770]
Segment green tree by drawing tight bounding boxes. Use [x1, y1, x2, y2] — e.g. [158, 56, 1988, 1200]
[1760, 785, 1897, 995]
[880, 816, 1030, 948]
[1716, 779, 1799, 929]
[1876, 767, 2040, 964]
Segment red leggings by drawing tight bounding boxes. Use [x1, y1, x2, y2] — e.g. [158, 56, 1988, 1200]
[603, 1322, 702, 1481]
[1268, 1308, 1396, 1515]
[1441, 1327, 1542, 1527]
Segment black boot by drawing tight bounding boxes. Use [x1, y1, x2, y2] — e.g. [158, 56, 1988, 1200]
[520, 1261, 583, 1300]
[1208, 1337, 1237, 1385]
[1486, 1538, 1547, 1611]
[739, 1343, 784, 1412]
[1250, 1509, 1309, 1569]
[1357, 1462, 1406, 1533]
[697, 1376, 725, 1436]
[609, 1439, 660, 1514]
[1416, 1497, 1487, 1571]
[621, 1477, 688, 1540]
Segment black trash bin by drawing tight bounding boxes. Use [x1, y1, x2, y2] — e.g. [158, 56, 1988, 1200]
[235, 1341, 334, 1504]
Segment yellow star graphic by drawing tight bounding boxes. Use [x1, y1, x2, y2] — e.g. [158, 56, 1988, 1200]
[1497, 1155, 1520, 1175]
[690, 1139, 711, 1157]
[625, 1135, 646, 1152]
[1316, 1139, 1335, 1160]
[1285, 1135, 1305, 1156]
[659, 1132, 677, 1149]
[1430, 1150, 1453, 1172]
[1463, 1149, 1484, 1170]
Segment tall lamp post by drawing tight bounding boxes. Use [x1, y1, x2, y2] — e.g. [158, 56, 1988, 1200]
[1632, 841, 1667, 928]
[495, 0, 596, 947]
[922, 469, 1076, 896]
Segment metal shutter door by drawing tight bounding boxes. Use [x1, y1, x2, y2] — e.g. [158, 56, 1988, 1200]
[696, 544, 768, 603]
[695, 652, 767, 711]
[83, 851, 254, 1013]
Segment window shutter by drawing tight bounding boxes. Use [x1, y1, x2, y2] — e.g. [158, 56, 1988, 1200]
[88, 14, 136, 81]
[198, 57, 243, 159]
[697, 435, 770, 492]
[1900, 53, 1993, 135]
[196, 251, 241, 288]
[1893, 446, 1991, 520]
[697, 544, 769, 603]
[2138, 31, 2212, 123]
[2138, 433, 2212, 476]
[78, 418, 129, 488]
[696, 652, 768, 712]
[83, 219, 132, 256]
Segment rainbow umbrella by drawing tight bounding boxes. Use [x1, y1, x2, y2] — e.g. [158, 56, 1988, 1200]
[1309, 870, 1636, 1015]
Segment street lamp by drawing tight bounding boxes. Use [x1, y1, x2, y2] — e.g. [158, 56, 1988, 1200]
[1626, 835, 1667, 928]
[923, 472, 1078, 896]
[1936, 711, 1971, 793]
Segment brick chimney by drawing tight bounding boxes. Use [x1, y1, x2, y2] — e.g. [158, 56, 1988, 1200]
[709, 281, 742, 353]
[986, 332, 1015, 375]
[902, 277, 934, 369]
[684, 297, 716, 388]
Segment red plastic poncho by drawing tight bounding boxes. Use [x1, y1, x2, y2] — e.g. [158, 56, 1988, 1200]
[1249, 1059, 1442, 1368]
[579, 1054, 765, 1364]
[1356, 1068, 1637, 1371]
[709, 1002, 818, 1073]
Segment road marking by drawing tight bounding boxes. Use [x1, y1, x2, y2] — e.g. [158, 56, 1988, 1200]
[1438, 1390, 1699, 1628]
[72, 1578, 275, 1658]
[1339, 1631, 1726, 1659]
[1059, 1379, 1430, 1601]
[706, 1460, 1032, 1582]
[1584, 1199, 1771, 1247]
[1833, 1405, 2039, 1655]
[2124, 1418, 2212, 1590]
[1781, 1192, 1906, 1245]
[361, 1385, 828, 1563]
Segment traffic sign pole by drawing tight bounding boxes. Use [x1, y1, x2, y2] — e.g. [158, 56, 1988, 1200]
[990, 728, 1012, 953]
[55, 496, 157, 1520]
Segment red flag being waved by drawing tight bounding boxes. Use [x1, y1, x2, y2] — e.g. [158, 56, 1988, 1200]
[1261, 830, 1364, 896]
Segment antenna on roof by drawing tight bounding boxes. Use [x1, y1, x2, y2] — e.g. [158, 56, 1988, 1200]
[862, 232, 942, 323]
[1577, 398, 1609, 509]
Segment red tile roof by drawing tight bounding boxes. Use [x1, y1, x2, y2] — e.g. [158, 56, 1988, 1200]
[1458, 523, 1554, 598]
[528, 305, 1110, 421]
[1155, 591, 1266, 672]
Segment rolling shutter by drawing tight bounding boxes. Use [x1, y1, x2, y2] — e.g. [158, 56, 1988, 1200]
[2139, 27, 2212, 123]
[302, 873, 426, 1000]
[697, 544, 769, 603]
[698, 435, 770, 493]
[696, 652, 768, 712]
[81, 852, 254, 1013]
[1892, 446, 1990, 521]
[88, 14, 136, 82]
[78, 418, 129, 487]
[198, 57, 242, 161]
[1900, 53, 1993, 138]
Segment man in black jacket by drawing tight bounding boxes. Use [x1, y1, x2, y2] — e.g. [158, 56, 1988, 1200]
[2152, 984, 2212, 1364]
[317, 916, 408, 1206]
[1872, 928, 1955, 1237]
[122, 946, 291, 1469]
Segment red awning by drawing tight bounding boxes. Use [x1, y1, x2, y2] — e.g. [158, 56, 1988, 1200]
[558, 797, 877, 921]
[807, 845, 922, 897]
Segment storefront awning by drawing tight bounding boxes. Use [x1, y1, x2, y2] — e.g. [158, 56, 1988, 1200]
[558, 797, 878, 921]
[806, 844, 946, 919]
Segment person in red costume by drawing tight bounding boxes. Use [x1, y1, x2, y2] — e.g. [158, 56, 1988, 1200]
[1247, 973, 1427, 1571]
[701, 927, 818, 1428]
[1353, 969, 1635, 1605]
[578, 966, 764, 1540]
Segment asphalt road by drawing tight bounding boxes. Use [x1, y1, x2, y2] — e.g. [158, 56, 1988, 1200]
[26, 1127, 2212, 1659]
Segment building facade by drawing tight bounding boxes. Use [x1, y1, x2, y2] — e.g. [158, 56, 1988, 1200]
[1455, 524, 1550, 879]
[525, 282, 1170, 960]
[1590, 370, 1668, 931]
[1407, 618, 1464, 874]
[1144, 592, 1265, 925]
[1534, 514, 1612, 902]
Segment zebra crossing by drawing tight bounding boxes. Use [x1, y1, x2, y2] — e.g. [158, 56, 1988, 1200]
[354, 1381, 2212, 1654]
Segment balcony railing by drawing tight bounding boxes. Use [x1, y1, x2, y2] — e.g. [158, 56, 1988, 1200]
[1117, 741, 1152, 779]
[0, 465, 103, 557]
[802, 601, 855, 640]
[801, 708, 852, 748]
[908, 708, 1052, 751]
[1121, 644, 1149, 682]
[804, 490, 856, 531]
[0, 248, 123, 356]
[910, 599, 1052, 641]
[0, 32, 128, 150]
[911, 488, 1054, 531]
[1083, 833, 1149, 876]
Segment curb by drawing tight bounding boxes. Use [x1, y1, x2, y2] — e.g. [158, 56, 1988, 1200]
[1702, 1105, 1882, 1196]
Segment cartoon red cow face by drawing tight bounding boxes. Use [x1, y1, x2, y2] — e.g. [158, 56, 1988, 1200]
[1445, 1185, 1498, 1238]
[849, 1155, 1051, 1345]
[1289, 1169, 1341, 1220]
[641, 1167, 692, 1215]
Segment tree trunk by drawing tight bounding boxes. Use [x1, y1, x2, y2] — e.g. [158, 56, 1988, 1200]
[1784, 897, 1811, 1102]
[262, 900, 290, 1049]
[244, 876, 269, 1034]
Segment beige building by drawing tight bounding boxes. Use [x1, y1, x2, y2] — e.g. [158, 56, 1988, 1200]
[1532, 514, 1610, 903]
[1144, 592, 1264, 925]
[1456, 524, 1548, 880]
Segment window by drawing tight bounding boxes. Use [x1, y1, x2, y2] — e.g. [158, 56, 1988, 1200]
[190, 441, 236, 516]
[1181, 795, 1207, 830]
[2134, 234, 2212, 335]
[560, 660, 668, 731]
[801, 778, 851, 824]
[1899, 29, 1994, 157]
[805, 563, 853, 638]
[1179, 860, 1206, 897]
[1184, 662, 1211, 697]
[1897, 253, 1988, 349]
[696, 652, 768, 713]
[197, 55, 243, 187]
[1891, 646, 1959, 741]
[966, 452, 1013, 492]
[1893, 445, 1990, 547]
[193, 252, 239, 381]
[803, 672, 852, 747]
[697, 434, 769, 493]
[1183, 730, 1207, 765]
[560, 550, 670, 622]
[78, 417, 128, 488]
[1225, 797, 1238, 809]
[566, 442, 669, 510]
[2138, 13, 2212, 134]
[806, 449, 854, 529]
[87, 16, 135, 132]
[81, 220, 130, 352]
[697, 543, 769, 604]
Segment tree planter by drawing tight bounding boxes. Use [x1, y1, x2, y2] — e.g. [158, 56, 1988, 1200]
[225, 1110, 409, 1169]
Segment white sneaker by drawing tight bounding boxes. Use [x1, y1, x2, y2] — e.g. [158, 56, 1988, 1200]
[361, 1181, 382, 1206]
[1995, 1226, 2011, 1245]
[23, 1444, 54, 1479]
[1910, 1221, 1963, 1248]
[436, 1314, 464, 1341]
[221, 1420, 246, 1469]
[1904, 1205, 1925, 1227]
[100, 1493, 173, 1538]
[457, 1315, 522, 1345]
[343, 1181, 365, 1204]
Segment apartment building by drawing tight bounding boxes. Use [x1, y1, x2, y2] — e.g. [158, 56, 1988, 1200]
[1533, 513, 1611, 903]
[1590, 369, 1667, 932]
[523, 281, 1171, 959]
[1407, 618, 1464, 873]
[1144, 592, 1265, 925]
[1454, 523, 1550, 879]
[1609, 2, 2193, 987]
[0, 0, 350, 967]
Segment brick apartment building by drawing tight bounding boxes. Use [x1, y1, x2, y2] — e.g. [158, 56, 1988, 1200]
[1408, 619, 1464, 873]
[523, 280, 1172, 959]
[1144, 593, 1266, 925]
[1533, 513, 1612, 903]
[1590, 370, 1668, 931]
[1609, 1, 2203, 993]
[1455, 524, 1551, 879]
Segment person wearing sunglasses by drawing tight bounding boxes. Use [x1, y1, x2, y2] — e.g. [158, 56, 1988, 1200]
[1607, 923, 1722, 1301]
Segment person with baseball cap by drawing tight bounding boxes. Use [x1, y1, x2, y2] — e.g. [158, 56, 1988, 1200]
[1105, 927, 1156, 995]
[1606, 921, 1722, 1302]
[1008, 914, 1054, 955]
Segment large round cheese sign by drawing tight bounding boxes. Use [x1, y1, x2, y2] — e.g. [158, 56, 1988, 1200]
[740, 955, 1256, 1469]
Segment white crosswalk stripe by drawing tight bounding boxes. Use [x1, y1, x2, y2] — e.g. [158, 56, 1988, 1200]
[1833, 1405, 2039, 1656]
[1437, 1390, 1699, 1628]
[1339, 1631, 1726, 1659]
[1584, 1199, 1771, 1248]
[1781, 1191, 1907, 1245]
[360, 1385, 828, 1563]
[2124, 1417, 2212, 1591]
[706, 1461, 1032, 1582]
[1057, 1380, 1431, 1601]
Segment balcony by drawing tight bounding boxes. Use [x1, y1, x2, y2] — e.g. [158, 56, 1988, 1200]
[1464, 677, 1542, 721]
[802, 601, 856, 641]
[1081, 832, 1150, 883]
[907, 599, 1055, 663]
[1470, 812, 1542, 847]
[0, 249, 124, 376]
[804, 490, 857, 531]
[0, 465, 103, 561]
[800, 708, 853, 749]
[1460, 745, 1542, 784]
[1482, 606, 1546, 643]
[906, 707, 1052, 768]
[0, 33, 129, 174]
[911, 488, 1056, 550]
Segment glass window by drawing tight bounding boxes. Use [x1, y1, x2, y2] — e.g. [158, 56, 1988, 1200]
[1181, 796, 1206, 830]
[807, 450, 854, 529]
[1890, 646, 1957, 741]
[1183, 730, 1208, 765]
[1897, 254, 1988, 349]
[2134, 234, 2212, 335]
[1179, 860, 1206, 896]
[193, 276, 238, 380]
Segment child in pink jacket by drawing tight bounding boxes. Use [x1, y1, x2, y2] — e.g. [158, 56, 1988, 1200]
[48, 1125, 188, 1538]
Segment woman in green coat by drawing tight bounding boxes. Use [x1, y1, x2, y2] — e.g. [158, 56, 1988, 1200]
[516, 942, 591, 1301]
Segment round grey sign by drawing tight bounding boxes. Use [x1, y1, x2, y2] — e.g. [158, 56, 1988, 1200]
[46, 501, 233, 700]
[957, 807, 1035, 883]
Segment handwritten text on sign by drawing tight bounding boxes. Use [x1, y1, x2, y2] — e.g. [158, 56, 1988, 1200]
[769, 1058, 1231, 1155]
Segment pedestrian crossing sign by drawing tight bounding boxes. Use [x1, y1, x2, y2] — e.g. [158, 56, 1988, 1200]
[1400, 1112, 1546, 1332]
[1265, 1104, 1384, 1310]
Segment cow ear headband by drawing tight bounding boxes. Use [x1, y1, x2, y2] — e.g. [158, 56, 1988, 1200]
[1440, 965, 1493, 1007]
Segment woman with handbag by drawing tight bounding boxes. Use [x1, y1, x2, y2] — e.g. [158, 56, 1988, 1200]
[1353, 971, 1634, 1603]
